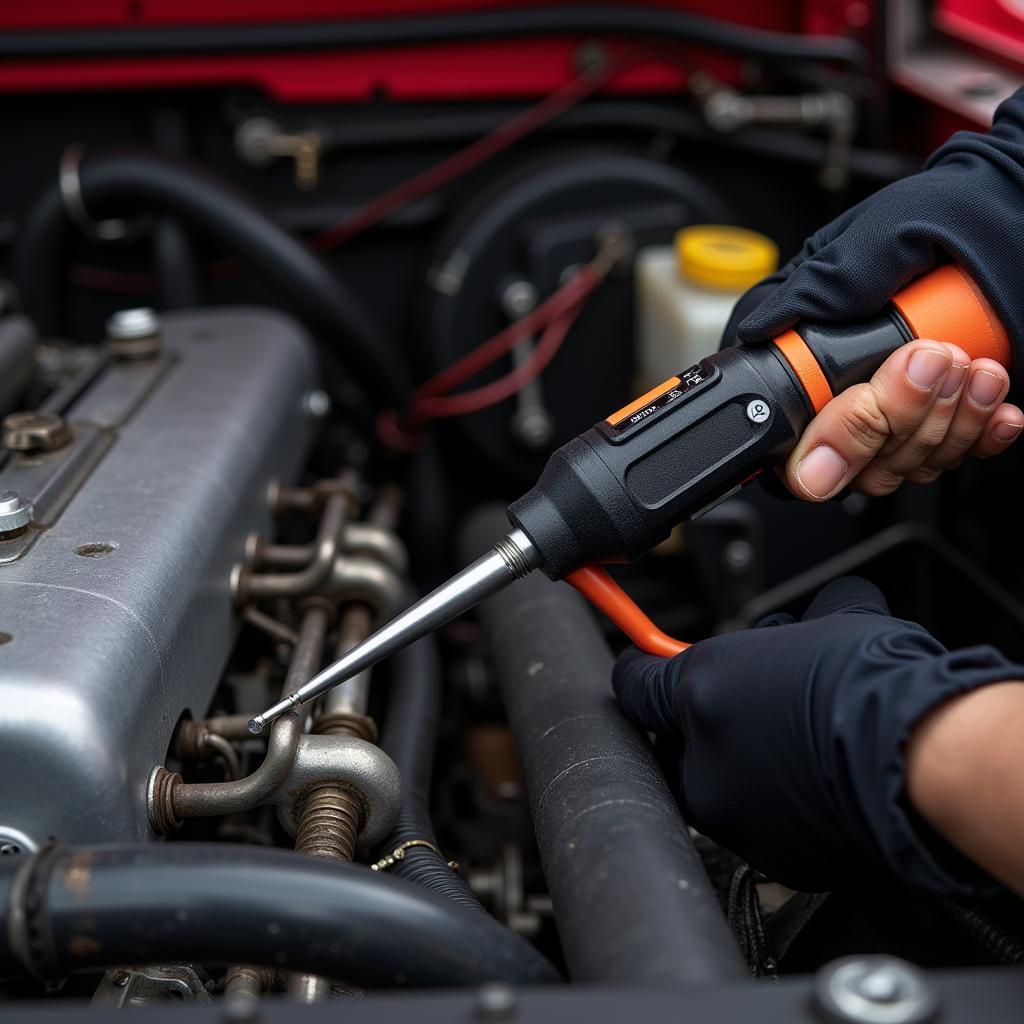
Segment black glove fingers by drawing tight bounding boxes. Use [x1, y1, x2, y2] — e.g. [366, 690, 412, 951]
[611, 647, 688, 735]
[801, 576, 891, 620]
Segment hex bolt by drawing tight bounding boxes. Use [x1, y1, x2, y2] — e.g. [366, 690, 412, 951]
[476, 983, 517, 1022]
[814, 956, 940, 1024]
[0, 490, 33, 536]
[2, 411, 72, 453]
[106, 308, 161, 360]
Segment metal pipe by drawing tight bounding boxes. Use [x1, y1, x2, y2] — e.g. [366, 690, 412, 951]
[460, 507, 746, 986]
[321, 554, 404, 617]
[248, 528, 539, 733]
[322, 603, 374, 718]
[237, 495, 347, 602]
[169, 607, 330, 820]
[0, 843, 560, 986]
[258, 521, 408, 576]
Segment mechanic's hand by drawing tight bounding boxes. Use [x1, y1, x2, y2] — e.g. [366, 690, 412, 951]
[726, 88, 1024, 498]
[613, 577, 1024, 895]
[783, 339, 1022, 500]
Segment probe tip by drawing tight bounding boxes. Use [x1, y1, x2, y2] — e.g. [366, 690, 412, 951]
[247, 715, 265, 734]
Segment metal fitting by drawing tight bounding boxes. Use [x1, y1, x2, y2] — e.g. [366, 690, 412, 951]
[321, 555, 405, 619]
[0, 825, 38, 856]
[147, 766, 184, 834]
[476, 983, 518, 1022]
[0, 490, 33, 536]
[814, 956, 940, 1024]
[311, 710, 378, 743]
[293, 783, 362, 860]
[274, 733, 401, 851]
[105, 308, 161, 360]
[2, 411, 72, 453]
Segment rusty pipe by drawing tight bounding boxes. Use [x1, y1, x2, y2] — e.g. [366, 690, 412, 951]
[235, 495, 347, 603]
[168, 607, 330, 821]
[257, 521, 408, 577]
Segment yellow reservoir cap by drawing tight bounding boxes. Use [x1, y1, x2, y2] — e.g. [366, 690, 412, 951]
[675, 225, 779, 291]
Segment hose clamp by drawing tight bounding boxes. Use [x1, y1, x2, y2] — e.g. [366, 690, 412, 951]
[59, 145, 135, 243]
[371, 839, 459, 873]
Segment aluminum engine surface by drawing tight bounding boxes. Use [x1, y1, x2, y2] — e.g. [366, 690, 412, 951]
[0, 308, 317, 847]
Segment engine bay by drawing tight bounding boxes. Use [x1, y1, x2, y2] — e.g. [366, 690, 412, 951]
[1, 2, 1024, 1019]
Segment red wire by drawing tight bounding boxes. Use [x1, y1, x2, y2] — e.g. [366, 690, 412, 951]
[70, 47, 667, 292]
[309, 50, 644, 253]
[415, 265, 602, 402]
[410, 302, 582, 424]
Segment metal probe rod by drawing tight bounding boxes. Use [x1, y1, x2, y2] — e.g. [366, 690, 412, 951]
[248, 530, 539, 733]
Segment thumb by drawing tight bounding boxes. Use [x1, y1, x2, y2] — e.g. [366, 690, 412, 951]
[612, 647, 688, 735]
[802, 576, 891, 620]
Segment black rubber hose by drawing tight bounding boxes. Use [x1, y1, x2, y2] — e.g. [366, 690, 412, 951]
[377, 633, 489, 914]
[12, 153, 410, 409]
[0, 843, 558, 986]
[0, 7, 867, 72]
[460, 507, 747, 986]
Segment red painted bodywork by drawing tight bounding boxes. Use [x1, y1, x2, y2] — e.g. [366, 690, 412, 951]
[936, 0, 1024, 65]
[0, 1, 811, 101]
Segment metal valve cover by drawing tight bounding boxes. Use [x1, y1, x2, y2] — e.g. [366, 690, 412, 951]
[0, 308, 317, 849]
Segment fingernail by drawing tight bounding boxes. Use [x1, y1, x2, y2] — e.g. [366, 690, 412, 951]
[969, 370, 1004, 407]
[795, 445, 848, 499]
[907, 348, 952, 390]
[939, 362, 969, 399]
[994, 421, 1024, 443]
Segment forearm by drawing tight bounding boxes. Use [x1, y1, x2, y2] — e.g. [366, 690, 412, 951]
[906, 681, 1024, 897]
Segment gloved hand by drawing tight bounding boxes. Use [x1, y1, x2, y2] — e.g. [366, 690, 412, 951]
[727, 89, 1024, 499]
[613, 577, 1024, 896]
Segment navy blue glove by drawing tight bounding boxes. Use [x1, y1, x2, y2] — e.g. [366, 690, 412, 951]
[613, 578, 1024, 896]
[729, 88, 1024, 395]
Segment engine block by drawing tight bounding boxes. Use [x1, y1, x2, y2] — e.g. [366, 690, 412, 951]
[0, 308, 317, 849]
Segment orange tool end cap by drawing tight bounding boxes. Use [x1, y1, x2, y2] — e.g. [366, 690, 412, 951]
[772, 329, 834, 414]
[565, 565, 689, 658]
[892, 264, 1012, 370]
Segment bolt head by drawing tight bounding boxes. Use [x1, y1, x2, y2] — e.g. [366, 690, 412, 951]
[0, 490, 33, 535]
[500, 280, 538, 318]
[815, 956, 939, 1024]
[3, 411, 72, 453]
[303, 390, 331, 418]
[106, 307, 160, 340]
[476, 983, 517, 1021]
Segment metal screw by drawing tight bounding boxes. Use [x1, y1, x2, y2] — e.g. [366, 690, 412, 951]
[106, 308, 161, 360]
[303, 390, 331, 418]
[0, 490, 33, 536]
[814, 956, 939, 1024]
[500, 280, 538, 320]
[476, 983, 517, 1022]
[746, 399, 771, 424]
[723, 539, 754, 574]
[573, 40, 610, 75]
[3, 411, 72, 453]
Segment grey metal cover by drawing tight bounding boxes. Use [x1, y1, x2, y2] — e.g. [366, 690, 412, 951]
[0, 308, 317, 847]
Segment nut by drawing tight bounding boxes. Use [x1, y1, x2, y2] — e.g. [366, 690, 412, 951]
[3, 411, 72, 453]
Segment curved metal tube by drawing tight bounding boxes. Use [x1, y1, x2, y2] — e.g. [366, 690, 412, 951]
[239, 495, 347, 602]
[170, 606, 329, 819]
[274, 734, 402, 849]
[319, 554, 405, 618]
[322, 603, 374, 718]
[259, 521, 409, 576]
